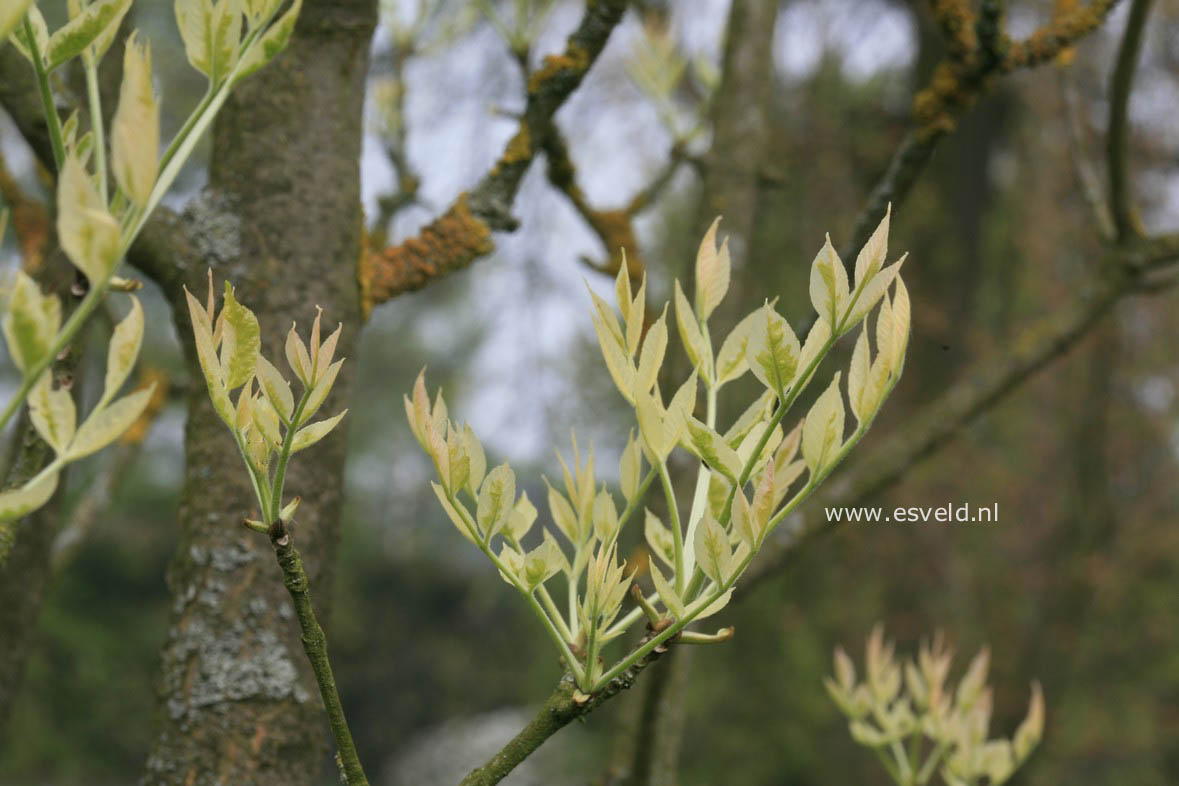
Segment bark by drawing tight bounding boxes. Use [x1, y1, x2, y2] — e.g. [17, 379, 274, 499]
[141, 2, 377, 784]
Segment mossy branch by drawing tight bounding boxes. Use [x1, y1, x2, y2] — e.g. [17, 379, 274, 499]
[845, 0, 1122, 260]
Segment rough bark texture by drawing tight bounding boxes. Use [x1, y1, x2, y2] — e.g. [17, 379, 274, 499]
[141, 2, 377, 784]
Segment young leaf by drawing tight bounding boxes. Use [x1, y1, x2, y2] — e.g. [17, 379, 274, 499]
[618, 430, 642, 503]
[801, 373, 845, 474]
[693, 511, 730, 585]
[57, 155, 120, 283]
[751, 458, 775, 533]
[732, 488, 756, 548]
[504, 491, 538, 542]
[592, 487, 620, 543]
[797, 315, 831, 379]
[251, 393, 283, 447]
[111, 32, 160, 207]
[184, 285, 233, 425]
[477, 463, 515, 539]
[45, 0, 132, 70]
[522, 531, 566, 590]
[649, 557, 685, 618]
[100, 296, 144, 409]
[0, 471, 59, 522]
[847, 326, 871, 423]
[313, 322, 342, 382]
[0, 0, 34, 43]
[29, 372, 76, 455]
[853, 204, 890, 289]
[234, 0, 302, 82]
[745, 303, 800, 398]
[668, 367, 697, 427]
[546, 481, 581, 545]
[625, 274, 647, 357]
[285, 321, 313, 386]
[684, 418, 742, 482]
[634, 305, 668, 396]
[290, 409, 347, 452]
[674, 280, 712, 383]
[591, 309, 635, 402]
[255, 354, 294, 423]
[9, 6, 48, 64]
[809, 234, 849, 330]
[714, 309, 755, 386]
[2, 271, 61, 374]
[216, 283, 260, 390]
[209, 0, 243, 83]
[463, 424, 486, 498]
[67, 385, 154, 460]
[844, 255, 906, 329]
[695, 217, 730, 322]
[301, 358, 342, 423]
[691, 588, 732, 621]
[644, 509, 675, 569]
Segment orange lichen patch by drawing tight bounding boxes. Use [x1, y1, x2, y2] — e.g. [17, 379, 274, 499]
[1003, 1, 1115, 71]
[0, 155, 49, 273]
[586, 208, 644, 278]
[929, 0, 977, 59]
[503, 125, 533, 165]
[527, 44, 591, 95]
[912, 62, 977, 139]
[490, 125, 535, 179]
[359, 194, 494, 316]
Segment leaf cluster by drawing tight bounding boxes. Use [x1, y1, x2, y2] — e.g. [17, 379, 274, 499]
[410, 210, 910, 693]
[826, 626, 1045, 786]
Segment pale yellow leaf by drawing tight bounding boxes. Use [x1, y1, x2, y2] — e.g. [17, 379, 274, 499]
[102, 296, 144, 408]
[694, 216, 730, 321]
[0, 470, 59, 521]
[67, 385, 154, 460]
[290, 409, 347, 452]
[111, 32, 159, 207]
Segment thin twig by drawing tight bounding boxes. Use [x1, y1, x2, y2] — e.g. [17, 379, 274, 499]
[1106, 0, 1154, 242]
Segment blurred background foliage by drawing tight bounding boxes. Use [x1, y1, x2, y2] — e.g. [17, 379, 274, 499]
[2, 0, 1179, 784]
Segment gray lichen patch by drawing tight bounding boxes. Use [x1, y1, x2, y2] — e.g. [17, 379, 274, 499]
[183, 189, 245, 270]
[165, 618, 309, 723]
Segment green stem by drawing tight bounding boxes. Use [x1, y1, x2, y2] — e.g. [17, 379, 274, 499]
[657, 461, 685, 594]
[270, 534, 369, 786]
[269, 390, 312, 523]
[24, 16, 65, 169]
[84, 53, 107, 200]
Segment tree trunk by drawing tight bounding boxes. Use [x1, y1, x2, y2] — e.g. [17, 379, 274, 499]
[142, 2, 377, 784]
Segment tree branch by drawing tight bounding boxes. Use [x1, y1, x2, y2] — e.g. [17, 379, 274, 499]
[1106, 0, 1154, 242]
[358, 0, 629, 311]
[844, 0, 1122, 260]
[459, 628, 669, 786]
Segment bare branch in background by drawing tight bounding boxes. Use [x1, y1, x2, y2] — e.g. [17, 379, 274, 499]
[1105, 0, 1154, 242]
[359, 0, 629, 311]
